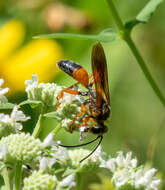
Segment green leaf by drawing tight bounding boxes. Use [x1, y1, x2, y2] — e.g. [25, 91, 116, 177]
[19, 100, 43, 108]
[125, 0, 163, 30]
[33, 28, 118, 43]
[0, 102, 15, 110]
[62, 168, 76, 177]
[0, 162, 5, 172]
[136, 0, 163, 23]
[44, 112, 59, 119]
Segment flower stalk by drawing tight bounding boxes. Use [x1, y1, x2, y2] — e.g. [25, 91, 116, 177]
[14, 162, 22, 190]
[76, 172, 82, 190]
[52, 123, 62, 137]
[32, 114, 44, 138]
[2, 166, 11, 190]
[106, 0, 165, 107]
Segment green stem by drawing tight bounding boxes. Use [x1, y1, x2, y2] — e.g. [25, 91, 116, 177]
[125, 35, 165, 107]
[13, 162, 22, 190]
[2, 166, 11, 190]
[76, 172, 82, 190]
[106, 0, 165, 107]
[106, 0, 125, 30]
[52, 123, 62, 137]
[147, 116, 165, 162]
[32, 114, 44, 138]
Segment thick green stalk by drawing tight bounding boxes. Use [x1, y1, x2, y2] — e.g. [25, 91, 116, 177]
[106, 0, 165, 107]
[13, 162, 22, 190]
[2, 167, 11, 190]
[32, 114, 44, 138]
[76, 172, 82, 190]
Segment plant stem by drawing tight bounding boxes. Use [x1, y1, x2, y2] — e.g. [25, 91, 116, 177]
[52, 123, 62, 137]
[13, 162, 22, 190]
[32, 114, 44, 138]
[125, 35, 165, 107]
[2, 166, 11, 190]
[76, 172, 82, 190]
[147, 116, 165, 162]
[106, 0, 165, 107]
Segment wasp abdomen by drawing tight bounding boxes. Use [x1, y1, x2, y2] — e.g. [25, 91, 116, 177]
[57, 60, 81, 76]
[57, 60, 89, 87]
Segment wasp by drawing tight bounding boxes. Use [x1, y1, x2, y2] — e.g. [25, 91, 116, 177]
[57, 43, 111, 162]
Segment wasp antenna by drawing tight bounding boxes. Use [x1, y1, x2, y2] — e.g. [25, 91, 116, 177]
[80, 135, 103, 163]
[58, 135, 101, 148]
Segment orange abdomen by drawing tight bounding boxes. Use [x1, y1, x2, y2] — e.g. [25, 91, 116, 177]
[72, 67, 89, 87]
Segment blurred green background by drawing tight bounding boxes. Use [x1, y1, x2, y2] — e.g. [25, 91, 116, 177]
[0, 0, 165, 188]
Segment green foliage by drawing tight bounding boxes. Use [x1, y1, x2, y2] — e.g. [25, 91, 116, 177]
[0, 102, 14, 110]
[125, 0, 163, 30]
[136, 0, 163, 23]
[19, 100, 43, 109]
[34, 29, 118, 43]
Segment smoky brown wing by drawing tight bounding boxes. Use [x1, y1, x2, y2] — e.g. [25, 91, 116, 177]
[91, 43, 110, 108]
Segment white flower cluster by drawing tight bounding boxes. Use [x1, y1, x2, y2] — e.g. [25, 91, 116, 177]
[0, 133, 44, 164]
[0, 79, 9, 103]
[25, 74, 63, 112]
[0, 106, 30, 138]
[105, 152, 161, 190]
[25, 74, 86, 135]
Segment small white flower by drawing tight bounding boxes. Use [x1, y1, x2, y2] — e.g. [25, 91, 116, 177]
[39, 157, 56, 171]
[79, 126, 87, 141]
[106, 151, 161, 190]
[0, 106, 30, 132]
[25, 74, 38, 92]
[149, 179, 161, 190]
[59, 173, 76, 189]
[43, 133, 57, 147]
[91, 146, 104, 163]
[0, 79, 9, 102]
[104, 158, 116, 172]
[144, 168, 157, 183]
[11, 106, 30, 122]
[112, 168, 129, 187]
[116, 151, 125, 167]
[0, 114, 10, 124]
[53, 146, 68, 160]
[0, 144, 8, 159]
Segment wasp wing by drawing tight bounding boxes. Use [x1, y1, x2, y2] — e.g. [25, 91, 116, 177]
[91, 43, 110, 108]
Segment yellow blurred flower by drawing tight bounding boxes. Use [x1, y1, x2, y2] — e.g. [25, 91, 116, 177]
[0, 20, 25, 61]
[0, 20, 62, 93]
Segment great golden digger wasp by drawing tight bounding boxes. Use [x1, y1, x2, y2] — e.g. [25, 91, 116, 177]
[57, 43, 111, 162]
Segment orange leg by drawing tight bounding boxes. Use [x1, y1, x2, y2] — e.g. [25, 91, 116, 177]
[89, 73, 96, 87]
[56, 83, 80, 110]
[81, 116, 90, 126]
[68, 104, 87, 132]
[58, 88, 80, 99]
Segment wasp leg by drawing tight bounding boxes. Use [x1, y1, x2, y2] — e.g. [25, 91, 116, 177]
[68, 104, 87, 132]
[56, 82, 80, 110]
[81, 116, 90, 126]
[88, 73, 96, 87]
[56, 82, 89, 110]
